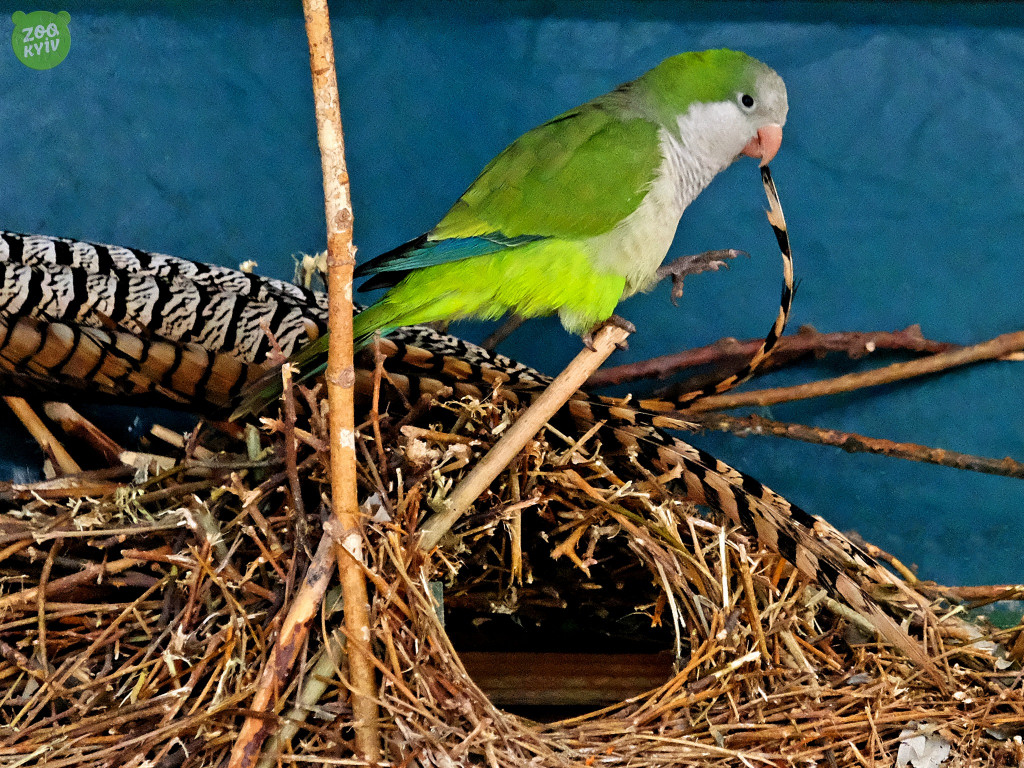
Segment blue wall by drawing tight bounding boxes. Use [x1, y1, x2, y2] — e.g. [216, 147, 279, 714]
[1, 1, 1021, 585]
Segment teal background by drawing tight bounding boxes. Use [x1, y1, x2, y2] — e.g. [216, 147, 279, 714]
[0, 1, 1021, 585]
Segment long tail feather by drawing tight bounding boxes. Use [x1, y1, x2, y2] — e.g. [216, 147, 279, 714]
[674, 166, 795, 407]
[0, 228, 936, 673]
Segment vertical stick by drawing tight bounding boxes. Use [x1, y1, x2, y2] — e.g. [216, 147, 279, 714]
[229, 4, 378, 766]
[301, 0, 379, 762]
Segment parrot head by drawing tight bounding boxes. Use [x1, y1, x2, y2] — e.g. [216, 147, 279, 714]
[630, 49, 788, 168]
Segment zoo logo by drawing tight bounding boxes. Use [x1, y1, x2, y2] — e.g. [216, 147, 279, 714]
[11, 10, 70, 70]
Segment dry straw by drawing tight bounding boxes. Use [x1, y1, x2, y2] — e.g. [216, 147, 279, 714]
[0, 372, 1020, 766]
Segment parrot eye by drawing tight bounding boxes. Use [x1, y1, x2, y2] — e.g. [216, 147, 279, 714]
[739, 93, 755, 110]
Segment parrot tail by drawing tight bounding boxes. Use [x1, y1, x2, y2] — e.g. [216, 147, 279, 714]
[352, 300, 398, 351]
[231, 300, 397, 418]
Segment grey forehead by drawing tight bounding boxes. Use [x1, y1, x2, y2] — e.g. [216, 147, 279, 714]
[755, 67, 789, 123]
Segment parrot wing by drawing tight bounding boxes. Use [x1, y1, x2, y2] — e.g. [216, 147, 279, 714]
[355, 102, 662, 291]
[355, 232, 544, 291]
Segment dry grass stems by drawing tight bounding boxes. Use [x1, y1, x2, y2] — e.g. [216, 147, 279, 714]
[0, 369, 1021, 767]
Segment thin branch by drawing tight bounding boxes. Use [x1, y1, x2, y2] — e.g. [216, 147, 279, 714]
[228, 534, 339, 768]
[587, 325, 958, 389]
[418, 323, 631, 551]
[690, 412, 1024, 479]
[303, 0, 378, 761]
[481, 313, 526, 352]
[4, 396, 80, 476]
[42, 402, 124, 465]
[938, 584, 1024, 603]
[229, 2, 378, 765]
[683, 329, 1024, 412]
[256, 631, 347, 768]
[0, 556, 143, 611]
[280, 364, 307, 522]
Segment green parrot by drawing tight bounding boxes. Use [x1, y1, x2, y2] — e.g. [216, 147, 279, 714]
[241, 49, 787, 413]
[350, 48, 786, 342]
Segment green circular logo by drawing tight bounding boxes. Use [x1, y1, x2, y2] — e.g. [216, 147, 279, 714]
[12, 10, 70, 70]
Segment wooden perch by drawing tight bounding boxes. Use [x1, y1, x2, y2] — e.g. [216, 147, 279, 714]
[418, 322, 631, 551]
[587, 324, 958, 389]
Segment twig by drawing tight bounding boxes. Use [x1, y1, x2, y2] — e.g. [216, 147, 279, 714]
[4, 396, 81, 476]
[229, 530, 338, 768]
[683, 329, 1024, 412]
[736, 545, 769, 662]
[588, 324, 957, 388]
[400, 425, 481, 446]
[280, 363, 307, 521]
[857, 540, 922, 583]
[939, 584, 1024, 603]
[691, 412, 1024, 479]
[0, 556, 143, 611]
[481, 313, 526, 351]
[229, 2, 378, 765]
[256, 630, 346, 768]
[35, 540, 58, 674]
[42, 402, 124, 465]
[303, 2, 378, 762]
[370, 342, 388, 470]
[418, 323, 630, 551]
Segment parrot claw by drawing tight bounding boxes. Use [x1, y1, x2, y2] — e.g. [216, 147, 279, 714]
[583, 315, 635, 351]
[657, 249, 747, 305]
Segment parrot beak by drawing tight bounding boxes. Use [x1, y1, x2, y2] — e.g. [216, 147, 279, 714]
[740, 123, 783, 167]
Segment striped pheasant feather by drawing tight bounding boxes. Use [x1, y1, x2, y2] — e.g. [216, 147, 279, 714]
[0, 228, 933, 669]
[0, 231, 328, 409]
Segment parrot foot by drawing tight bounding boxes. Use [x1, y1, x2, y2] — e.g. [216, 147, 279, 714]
[657, 248, 747, 305]
[583, 315, 636, 351]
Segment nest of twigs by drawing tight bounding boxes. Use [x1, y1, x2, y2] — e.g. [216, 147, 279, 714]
[0, 381, 1022, 767]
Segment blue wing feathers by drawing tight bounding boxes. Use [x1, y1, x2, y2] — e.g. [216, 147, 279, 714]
[355, 232, 545, 292]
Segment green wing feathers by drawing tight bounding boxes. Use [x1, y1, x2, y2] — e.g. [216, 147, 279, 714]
[354, 233, 544, 292]
[347, 100, 663, 344]
[354, 239, 626, 341]
[231, 241, 626, 418]
[434, 103, 661, 241]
